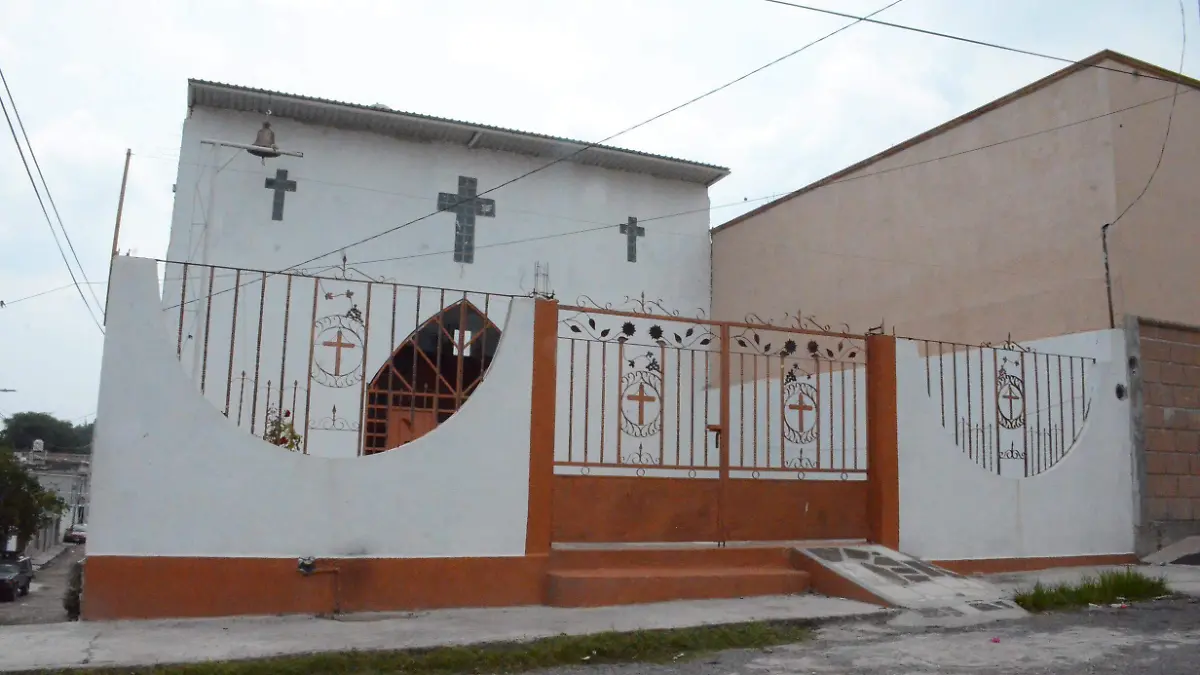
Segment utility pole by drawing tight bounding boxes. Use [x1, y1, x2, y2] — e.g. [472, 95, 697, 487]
[104, 148, 132, 325]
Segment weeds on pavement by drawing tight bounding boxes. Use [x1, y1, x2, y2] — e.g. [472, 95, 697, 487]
[1013, 567, 1170, 612]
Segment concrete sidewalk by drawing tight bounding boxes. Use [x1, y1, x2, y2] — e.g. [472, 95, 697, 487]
[29, 544, 69, 570]
[0, 594, 887, 673]
[985, 563, 1200, 598]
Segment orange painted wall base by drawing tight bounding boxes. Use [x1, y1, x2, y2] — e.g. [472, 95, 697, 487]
[82, 555, 548, 621]
[930, 554, 1141, 575]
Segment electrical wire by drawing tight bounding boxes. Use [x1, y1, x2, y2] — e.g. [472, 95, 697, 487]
[648, 88, 1199, 227]
[278, 0, 908, 273]
[0, 65, 106, 315]
[150, 0, 905, 311]
[0, 78, 104, 333]
[1100, 0, 1187, 329]
[761, 0, 1188, 84]
[1, 281, 107, 308]
[137, 81, 1197, 250]
[152, 78, 1193, 312]
[345, 83, 1199, 267]
[152, 1, 1199, 311]
[1107, 0, 1187, 227]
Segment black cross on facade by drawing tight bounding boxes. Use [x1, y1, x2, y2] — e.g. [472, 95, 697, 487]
[437, 176, 496, 264]
[619, 216, 645, 263]
[263, 169, 297, 221]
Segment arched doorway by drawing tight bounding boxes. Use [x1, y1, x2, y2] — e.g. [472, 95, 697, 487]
[362, 299, 502, 454]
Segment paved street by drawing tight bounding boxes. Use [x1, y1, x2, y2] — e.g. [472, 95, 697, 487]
[1, 563, 1199, 672]
[0, 545, 83, 626]
[545, 597, 1200, 675]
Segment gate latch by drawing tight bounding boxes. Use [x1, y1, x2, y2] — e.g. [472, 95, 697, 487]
[706, 424, 723, 449]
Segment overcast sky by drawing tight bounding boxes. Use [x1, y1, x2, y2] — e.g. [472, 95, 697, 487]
[0, 0, 1193, 424]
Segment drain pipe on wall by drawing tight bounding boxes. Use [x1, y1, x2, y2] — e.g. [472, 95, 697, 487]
[1102, 222, 1116, 330]
[298, 557, 342, 615]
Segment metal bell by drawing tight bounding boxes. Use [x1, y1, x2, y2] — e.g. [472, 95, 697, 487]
[248, 122, 280, 161]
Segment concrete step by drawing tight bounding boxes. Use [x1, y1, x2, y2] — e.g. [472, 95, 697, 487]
[549, 546, 795, 571]
[545, 567, 811, 608]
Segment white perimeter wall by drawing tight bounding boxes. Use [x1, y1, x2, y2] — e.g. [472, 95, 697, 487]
[90, 257, 534, 558]
[897, 329, 1135, 561]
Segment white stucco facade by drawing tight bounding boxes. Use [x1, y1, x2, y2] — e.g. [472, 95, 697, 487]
[167, 106, 716, 306]
[91, 257, 534, 558]
[896, 329, 1136, 561]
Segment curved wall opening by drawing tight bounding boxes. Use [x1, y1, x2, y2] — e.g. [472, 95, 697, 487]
[362, 299, 502, 454]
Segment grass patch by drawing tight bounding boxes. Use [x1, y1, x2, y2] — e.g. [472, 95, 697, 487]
[26, 620, 812, 675]
[1013, 567, 1170, 612]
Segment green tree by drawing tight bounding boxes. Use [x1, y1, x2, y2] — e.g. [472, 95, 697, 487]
[0, 449, 66, 553]
[0, 412, 92, 453]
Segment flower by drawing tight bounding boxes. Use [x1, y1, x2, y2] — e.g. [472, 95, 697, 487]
[284, 410, 291, 418]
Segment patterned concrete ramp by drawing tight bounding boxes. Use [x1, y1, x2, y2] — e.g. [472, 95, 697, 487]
[1143, 536, 1200, 566]
[796, 544, 1028, 628]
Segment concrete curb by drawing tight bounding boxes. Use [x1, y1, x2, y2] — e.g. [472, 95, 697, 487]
[0, 597, 896, 673]
[102, 607, 904, 673]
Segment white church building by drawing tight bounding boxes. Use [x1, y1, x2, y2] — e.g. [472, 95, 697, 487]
[164, 80, 729, 458]
[84, 77, 1140, 622]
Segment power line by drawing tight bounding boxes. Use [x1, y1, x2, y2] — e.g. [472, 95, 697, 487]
[348, 84, 1199, 266]
[154, 77, 1191, 312]
[1, 281, 107, 308]
[278, 0, 908, 273]
[152, 0, 904, 312]
[0, 65, 106, 314]
[152, 57, 1190, 314]
[0, 70, 104, 333]
[133, 150, 667, 233]
[1102, 0, 1187, 329]
[760, 0, 1189, 84]
[149, 1, 1195, 310]
[141, 81, 1194, 248]
[663, 89, 1199, 226]
[1108, 0, 1186, 227]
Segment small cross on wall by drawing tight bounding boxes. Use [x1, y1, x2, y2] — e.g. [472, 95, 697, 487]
[263, 169, 298, 221]
[437, 176, 496, 264]
[619, 216, 645, 262]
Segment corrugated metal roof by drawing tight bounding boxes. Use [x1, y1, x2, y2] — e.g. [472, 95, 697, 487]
[187, 79, 731, 187]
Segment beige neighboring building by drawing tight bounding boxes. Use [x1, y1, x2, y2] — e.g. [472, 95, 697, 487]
[714, 50, 1200, 555]
[712, 50, 1200, 344]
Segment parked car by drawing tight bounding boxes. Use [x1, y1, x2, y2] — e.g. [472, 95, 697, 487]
[64, 557, 85, 620]
[0, 555, 34, 601]
[64, 523, 86, 544]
